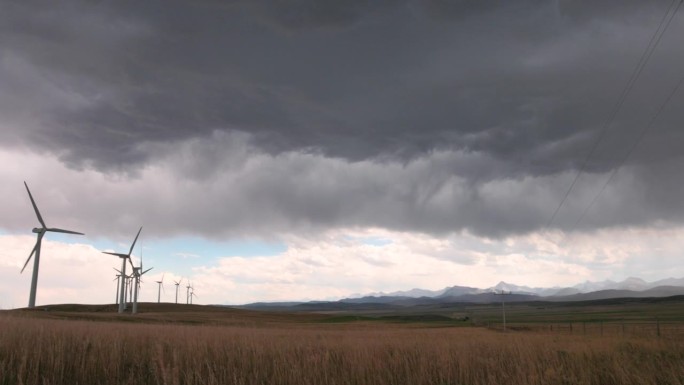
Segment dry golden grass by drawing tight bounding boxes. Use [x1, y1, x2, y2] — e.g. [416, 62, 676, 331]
[2, 311, 684, 385]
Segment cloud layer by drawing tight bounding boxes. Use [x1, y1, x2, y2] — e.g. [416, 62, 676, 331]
[2, 1, 683, 171]
[1, 135, 683, 241]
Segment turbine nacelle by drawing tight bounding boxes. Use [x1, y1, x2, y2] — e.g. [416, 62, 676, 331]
[32, 228, 44, 234]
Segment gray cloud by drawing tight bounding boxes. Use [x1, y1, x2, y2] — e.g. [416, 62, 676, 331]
[2, 131, 683, 242]
[1, 0, 684, 238]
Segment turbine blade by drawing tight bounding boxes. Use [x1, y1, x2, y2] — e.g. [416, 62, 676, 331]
[24, 182, 46, 228]
[142, 267, 153, 275]
[128, 257, 135, 272]
[128, 227, 143, 257]
[47, 228, 84, 235]
[113, 267, 122, 274]
[102, 252, 129, 258]
[21, 242, 39, 273]
[161, 273, 165, 283]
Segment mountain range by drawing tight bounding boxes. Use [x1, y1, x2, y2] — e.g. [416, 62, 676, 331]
[241, 277, 684, 310]
[335, 277, 684, 305]
[358, 277, 684, 299]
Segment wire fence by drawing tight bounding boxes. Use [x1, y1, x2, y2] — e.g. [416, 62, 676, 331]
[486, 320, 684, 338]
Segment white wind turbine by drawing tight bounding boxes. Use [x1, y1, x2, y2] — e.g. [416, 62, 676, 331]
[21, 182, 84, 308]
[186, 281, 192, 304]
[155, 273, 165, 303]
[129, 246, 152, 314]
[122, 274, 130, 308]
[102, 227, 142, 313]
[189, 285, 197, 305]
[113, 268, 123, 305]
[173, 278, 182, 304]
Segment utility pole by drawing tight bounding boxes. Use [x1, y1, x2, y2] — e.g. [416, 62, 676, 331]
[494, 290, 512, 332]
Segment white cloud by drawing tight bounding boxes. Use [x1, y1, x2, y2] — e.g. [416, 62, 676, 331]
[2, 224, 684, 308]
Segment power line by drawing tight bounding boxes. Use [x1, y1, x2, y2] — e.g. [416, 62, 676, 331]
[544, 0, 682, 230]
[570, 74, 684, 230]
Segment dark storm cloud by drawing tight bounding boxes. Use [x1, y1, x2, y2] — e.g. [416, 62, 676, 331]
[2, 0, 683, 176]
[2, 0, 684, 238]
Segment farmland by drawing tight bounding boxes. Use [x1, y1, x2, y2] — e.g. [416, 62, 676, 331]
[2, 299, 684, 384]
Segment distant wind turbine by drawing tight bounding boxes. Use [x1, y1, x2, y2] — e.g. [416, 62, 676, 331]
[21, 182, 84, 308]
[156, 273, 165, 303]
[113, 268, 123, 305]
[186, 282, 192, 305]
[130, 266, 152, 314]
[189, 287, 197, 305]
[102, 227, 142, 313]
[173, 279, 182, 304]
[129, 242, 152, 314]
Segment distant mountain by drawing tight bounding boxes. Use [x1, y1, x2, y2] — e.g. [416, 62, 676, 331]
[438, 285, 481, 297]
[338, 292, 539, 306]
[340, 296, 415, 304]
[652, 277, 684, 287]
[552, 287, 581, 296]
[239, 277, 684, 310]
[345, 277, 684, 303]
[551, 286, 684, 302]
[367, 287, 449, 298]
[440, 292, 539, 304]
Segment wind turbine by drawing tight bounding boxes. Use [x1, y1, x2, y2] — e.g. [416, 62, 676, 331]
[21, 182, 84, 308]
[129, 248, 152, 314]
[123, 274, 132, 309]
[102, 226, 142, 313]
[156, 273, 165, 303]
[186, 281, 191, 304]
[113, 268, 123, 305]
[173, 279, 182, 304]
[121, 272, 133, 310]
[189, 285, 197, 305]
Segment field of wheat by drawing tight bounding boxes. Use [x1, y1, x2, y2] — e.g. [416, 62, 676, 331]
[2, 313, 684, 385]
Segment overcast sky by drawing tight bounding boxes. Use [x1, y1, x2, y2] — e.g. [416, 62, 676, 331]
[1, 0, 684, 308]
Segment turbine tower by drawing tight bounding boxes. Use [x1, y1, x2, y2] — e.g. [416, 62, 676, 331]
[113, 268, 123, 304]
[189, 286, 197, 305]
[173, 279, 182, 304]
[102, 227, 142, 313]
[186, 281, 192, 304]
[129, 248, 152, 314]
[21, 182, 84, 308]
[123, 274, 132, 309]
[156, 273, 165, 303]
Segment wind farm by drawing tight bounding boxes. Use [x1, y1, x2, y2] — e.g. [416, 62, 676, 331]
[8, 176, 684, 385]
[3, 1, 684, 384]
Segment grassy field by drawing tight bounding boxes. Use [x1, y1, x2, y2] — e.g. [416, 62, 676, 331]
[2, 302, 684, 384]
